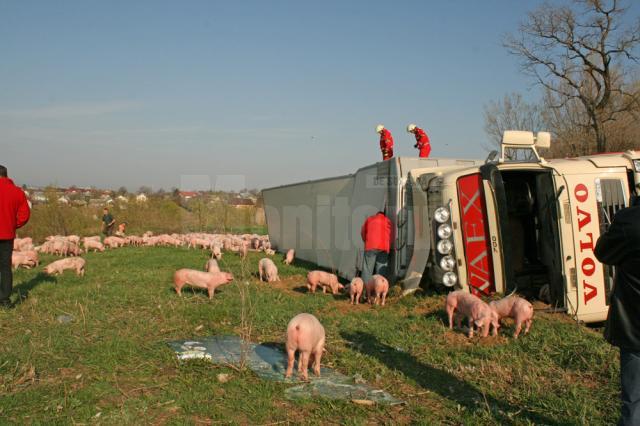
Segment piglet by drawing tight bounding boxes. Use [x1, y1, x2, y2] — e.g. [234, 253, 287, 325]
[258, 258, 280, 282]
[489, 296, 534, 338]
[349, 277, 364, 305]
[43, 257, 86, 276]
[365, 275, 389, 306]
[445, 290, 499, 338]
[173, 269, 234, 299]
[211, 245, 222, 260]
[284, 249, 295, 265]
[204, 258, 220, 273]
[84, 239, 105, 252]
[306, 270, 343, 295]
[12, 252, 35, 270]
[285, 313, 326, 381]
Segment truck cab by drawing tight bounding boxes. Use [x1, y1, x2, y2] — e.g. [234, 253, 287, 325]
[409, 131, 639, 323]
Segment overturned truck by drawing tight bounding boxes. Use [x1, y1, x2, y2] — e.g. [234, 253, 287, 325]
[263, 132, 640, 323]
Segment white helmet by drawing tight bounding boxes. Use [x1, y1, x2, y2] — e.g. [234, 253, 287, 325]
[406, 123, 417, 133]
[375, 124, 385, 133]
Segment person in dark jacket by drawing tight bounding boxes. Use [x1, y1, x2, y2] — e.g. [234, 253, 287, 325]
[0, 165, 31, 308]
[360, 211, 392, 286]
[595, 196, 640, 426]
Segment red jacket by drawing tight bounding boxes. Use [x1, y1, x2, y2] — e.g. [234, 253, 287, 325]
[379, 129, 394, 160]
[361, 212, 392, 253]
[414, 127, 431, 158]
[0, 178, 31, 240]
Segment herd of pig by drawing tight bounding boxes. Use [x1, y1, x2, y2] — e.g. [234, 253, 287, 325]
[13, 234, 534, 382]
[10, 233, 273, 277]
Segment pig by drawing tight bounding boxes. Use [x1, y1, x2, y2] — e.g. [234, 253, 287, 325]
[43, 257, 86, 276]
[239, 242, 249, 259]
[204, 258, 220, 273]
[445, 290, 499, 338]
[264, 249, 276, 256]
[12, 252, 36, 269]
[51, 239, 68, 256]
[365, 275, 389, 306]
[489, 296, 534, 338]
[211, 245, 222, 260]
[21, 250, 39, 266]
[67, 235, 80, 244]
[258, 258, 280, 282]
[284, 249, 295, 265]
[285, 313, 326, 381]
[173, 269, 234, 299]
[349, 277, 364, 305]
[306, 270, 344, 295]
[84, 239, 105, 252]
[66, 242, 82, 256]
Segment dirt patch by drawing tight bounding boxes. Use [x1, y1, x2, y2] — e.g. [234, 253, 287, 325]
[264, 275, 307, 296]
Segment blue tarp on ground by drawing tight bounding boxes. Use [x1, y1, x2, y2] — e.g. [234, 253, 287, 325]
[167, 335, 403, 405]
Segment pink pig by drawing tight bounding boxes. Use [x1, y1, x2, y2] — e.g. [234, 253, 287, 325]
[84, 239, 105, 252]
[366, 275, 389, 306]
[173, 269, 234, 299]
[211, 245, 222, 260]
[258, 258, 280, 282]
[306, 270, 343, 295]
[12, 252, 36, 269]
[489, 296, 534, 338]
[285, 313, 326, 381]
[43, 257, 86, 276]
[204, 258, 220, 273]
[349, 277, 364, 305]
[284, 249, 295, 265]
[445, 290, 499, 338]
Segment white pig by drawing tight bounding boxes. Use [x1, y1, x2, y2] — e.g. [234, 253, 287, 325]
[285, 313, 326, 381]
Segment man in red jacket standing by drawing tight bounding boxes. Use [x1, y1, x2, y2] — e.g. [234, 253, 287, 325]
[360, 211, 392, 286]
[0, 165, 31, 308]
[407, 124, 431, 158]
[376, 124, 394, 161]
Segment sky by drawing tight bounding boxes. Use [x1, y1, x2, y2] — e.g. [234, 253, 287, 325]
[0, 0, 574, 191]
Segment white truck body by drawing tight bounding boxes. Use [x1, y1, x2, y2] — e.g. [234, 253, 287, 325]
[262, 157, 483, 288]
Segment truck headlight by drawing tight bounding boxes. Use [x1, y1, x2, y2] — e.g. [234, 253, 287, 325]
[437, 224, 452, 239]
[439, 255, 455, 271]
[437, 239, 453, 255]
[434, 207, 450, 223]
[634, 159, 640, 172]
[442, 272, 457, 287]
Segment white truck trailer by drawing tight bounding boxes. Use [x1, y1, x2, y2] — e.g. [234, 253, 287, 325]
[262, 157, 484, 290]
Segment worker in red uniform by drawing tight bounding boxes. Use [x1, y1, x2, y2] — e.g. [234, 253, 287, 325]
[360, 211, 392, 286]
[407, 123, 431, 158]
[0, 164, 31, 309]
[376, 124, 394, 161]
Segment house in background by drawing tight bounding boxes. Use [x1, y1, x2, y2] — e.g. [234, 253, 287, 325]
[229, 198, 255, 209]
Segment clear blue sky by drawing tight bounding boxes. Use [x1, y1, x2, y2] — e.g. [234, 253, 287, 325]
[0, 1, 558, 191]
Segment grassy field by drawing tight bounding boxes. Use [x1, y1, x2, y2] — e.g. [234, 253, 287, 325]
[0, 247, 619, 425]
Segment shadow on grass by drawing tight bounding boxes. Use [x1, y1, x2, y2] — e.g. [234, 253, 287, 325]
[341, 331, 556, 425]
[14, 272, 57, 304]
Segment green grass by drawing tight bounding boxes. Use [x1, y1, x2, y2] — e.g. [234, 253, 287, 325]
[0, 247, 619, 425]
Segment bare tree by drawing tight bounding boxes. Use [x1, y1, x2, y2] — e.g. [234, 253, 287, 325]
[484, 92, 546, 149]
[504, 0, 640, 153]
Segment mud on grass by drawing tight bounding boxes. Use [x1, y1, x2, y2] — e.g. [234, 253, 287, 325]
[0, 247, 619, 424]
